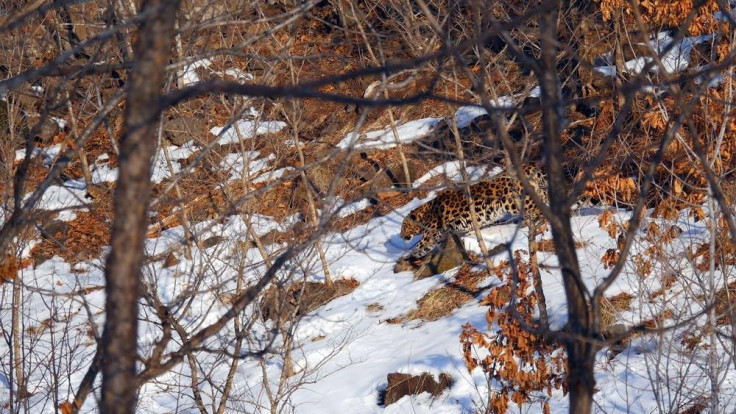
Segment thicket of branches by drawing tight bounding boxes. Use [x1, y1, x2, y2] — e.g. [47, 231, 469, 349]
[1, 0, 736, 413]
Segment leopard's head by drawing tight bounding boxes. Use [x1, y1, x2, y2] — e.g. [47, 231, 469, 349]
[400, 203, 431, 240]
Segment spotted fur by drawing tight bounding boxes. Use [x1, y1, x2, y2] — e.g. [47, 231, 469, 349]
[400, 165, 548, 259]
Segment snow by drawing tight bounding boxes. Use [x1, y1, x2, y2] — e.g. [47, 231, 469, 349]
[150, 140, 199, 183]
[341, 87, 538, 151]
[253, 166, 293, 184]
[30, 183, 89, 221]
[180, 59, 256, 85]
[218, 151, 275, 181]
[210, 118, 287, 145]
[15, 144, 63, 165]
[594, 31, 715, 77]
[180, 58, 213, 86]
[453, 86, 541, 129]
[5, 88, 734, 414]
[454, 106, 488, 128]
[337, 118, 441, 150]
[412, 161, 503, 188]
[12, 163, 735, 413]
[51, 117, 67, 129]
[335, 198, 372, 218]
[335, 87, 535, 151]
[224, 68, 255, 81]
[149, 120, 289, 183]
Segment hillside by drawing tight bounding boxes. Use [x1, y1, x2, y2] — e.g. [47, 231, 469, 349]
[1, 1, 736, 413]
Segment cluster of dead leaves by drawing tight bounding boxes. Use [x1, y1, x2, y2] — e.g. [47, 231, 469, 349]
[0, 254, 20, 283]
[460, 252, 566, 414]
[583, 171, 639, 207]
[691, 228, 736, 271]
[598, 208, 684, 280]
[600, 0, 720, 35]
[31, 210, 110, 265]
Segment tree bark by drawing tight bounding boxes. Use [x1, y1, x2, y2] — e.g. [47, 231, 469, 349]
[536, 5, 597, 414]
[101, 1, 180, 413]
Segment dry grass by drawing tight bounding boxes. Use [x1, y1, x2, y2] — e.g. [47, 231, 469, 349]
[389, 265, 491, 323]
[366, 303, 384, 313]
[260, 278, 360, 322]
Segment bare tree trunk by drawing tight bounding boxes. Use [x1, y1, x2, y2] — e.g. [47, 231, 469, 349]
[70, 345, 103, 414]
[527, 222, 549, 328]
[101, 1, 180, 413]
[537, 5, 597, 414]
[11, 264, 24, 408]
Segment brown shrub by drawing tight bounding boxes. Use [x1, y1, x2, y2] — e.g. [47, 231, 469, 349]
[462, 252, 566, 413]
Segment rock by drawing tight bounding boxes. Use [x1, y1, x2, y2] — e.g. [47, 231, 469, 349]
[382, 372, 452, 406]
[315, 111, 342, 137]
[165, 117, 205, 146]
[394, 235, 470, 279]
[384, 160, 421, 188]
[416, 236, 470, 279]
[393, 257, 418, 273]
[358, 157, 422, 191]
[31, 248, 52, 268]
[26, 114, 59, 143]
[41, 220, 69, 242]
[603, 323, 629, 361]
[201, 235, 223, 249]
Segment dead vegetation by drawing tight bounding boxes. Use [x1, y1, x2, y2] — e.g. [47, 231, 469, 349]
[259, 278, 359, 322]
[17, 0, 730, 274]
[389, 263, 492, 323]
[462, 253, 566, 413]
[599, 292, 634, 331]
[3, 0, 736, 413]
[32, 209, 111, 265]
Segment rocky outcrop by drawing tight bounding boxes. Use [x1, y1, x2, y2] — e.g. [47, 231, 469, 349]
[382, 372, 452, 406]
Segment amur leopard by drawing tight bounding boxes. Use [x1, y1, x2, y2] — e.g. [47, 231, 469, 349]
[400, 165, 548, 259]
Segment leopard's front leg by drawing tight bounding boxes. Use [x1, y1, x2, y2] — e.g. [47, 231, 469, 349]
[406, 228, 444, 261]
